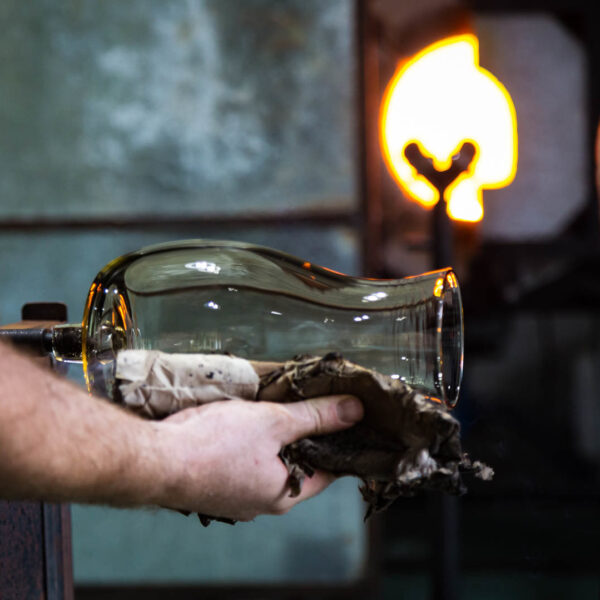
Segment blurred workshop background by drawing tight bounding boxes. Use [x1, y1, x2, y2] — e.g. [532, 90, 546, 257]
[0, 1, 598, 599]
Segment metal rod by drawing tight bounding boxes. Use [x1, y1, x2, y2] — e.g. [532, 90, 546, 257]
[433, 199, 453, 269]
[431, 199, 460, 600]
[0, 327, 53, 355]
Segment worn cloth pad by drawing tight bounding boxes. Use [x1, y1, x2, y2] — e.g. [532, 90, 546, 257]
[258, 353, 492, 516]
[115, 350, 259, 418]
[115, 350, 492, 522]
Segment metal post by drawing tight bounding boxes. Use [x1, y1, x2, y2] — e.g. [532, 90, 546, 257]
[431, 190, 460, 600]
[0, 303, 74, 600]
[404, 142, 475, 600]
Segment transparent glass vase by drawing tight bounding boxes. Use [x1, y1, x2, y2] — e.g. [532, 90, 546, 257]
[50, 240, 463, 407]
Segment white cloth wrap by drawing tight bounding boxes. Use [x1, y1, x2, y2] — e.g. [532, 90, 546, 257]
[115, 350, 259, 418]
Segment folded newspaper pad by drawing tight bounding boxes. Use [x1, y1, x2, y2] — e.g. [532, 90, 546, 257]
[115, 351, 493, 524]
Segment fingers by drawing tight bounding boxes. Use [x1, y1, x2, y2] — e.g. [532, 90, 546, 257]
[277, 394, 363, 445]
[292, 470, 337, 501]
[273, 470, 337, 515]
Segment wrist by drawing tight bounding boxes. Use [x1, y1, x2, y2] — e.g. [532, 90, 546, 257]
[84, 413, 175, 509]
[145, 420, 188, 509]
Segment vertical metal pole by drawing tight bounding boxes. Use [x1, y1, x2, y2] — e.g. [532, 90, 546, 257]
[401, 139, 473, 600]
[431, 190, 460, 600]
[355, 3, 468, 594]
[430, 494, 460, 600]
[356, 0, 386, 277]
[43, 503, 74, 600]
[433, 194, 454, 269]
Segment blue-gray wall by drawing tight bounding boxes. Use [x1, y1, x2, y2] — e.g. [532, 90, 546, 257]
[0, 0, 366, 586]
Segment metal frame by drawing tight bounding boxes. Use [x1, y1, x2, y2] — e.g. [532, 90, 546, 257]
[0, 208, 359, 232]
[0, 502, 73, 600]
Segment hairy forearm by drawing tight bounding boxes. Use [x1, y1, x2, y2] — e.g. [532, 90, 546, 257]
[0, 342, 167, 506]
[0, 342, 363, 519]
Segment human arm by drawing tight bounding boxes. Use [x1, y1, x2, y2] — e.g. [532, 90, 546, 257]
[0, 342, 363, 520]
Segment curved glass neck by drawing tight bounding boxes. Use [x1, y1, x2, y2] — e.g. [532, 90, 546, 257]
[80, 240, 463, 407]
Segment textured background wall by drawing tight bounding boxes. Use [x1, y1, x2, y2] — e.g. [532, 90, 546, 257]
[0, 0, 365, 586]
[0, 0, 356, 218]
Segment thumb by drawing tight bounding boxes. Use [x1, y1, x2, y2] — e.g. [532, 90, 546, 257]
[279, 395, 364, 444]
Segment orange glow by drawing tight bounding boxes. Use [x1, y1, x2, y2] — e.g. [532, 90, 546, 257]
[435, 272, 459, 297]
[380, 34, 518, 222]
[117, 294, 129, 330]
[81, 282, 99, 392]
[446, 271, 459, 289]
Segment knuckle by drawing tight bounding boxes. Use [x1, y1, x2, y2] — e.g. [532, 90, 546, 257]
[270, 503, 291, 516]
[268, 403, 294, 430]
[304, 401, 325, 433]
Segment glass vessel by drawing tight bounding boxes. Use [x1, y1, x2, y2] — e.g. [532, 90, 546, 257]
[50, 239, 463, 407]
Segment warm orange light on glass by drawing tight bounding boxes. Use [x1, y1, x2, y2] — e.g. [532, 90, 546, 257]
[380, 34, 518, 223]
[81, 282, 98, 392]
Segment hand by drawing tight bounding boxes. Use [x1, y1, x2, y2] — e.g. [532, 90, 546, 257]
[153, 395, 364, 521]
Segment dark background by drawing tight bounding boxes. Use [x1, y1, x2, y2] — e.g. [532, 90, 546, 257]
[0, 1, 598, 598]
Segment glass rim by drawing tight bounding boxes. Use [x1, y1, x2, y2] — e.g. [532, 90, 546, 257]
[435, 270, 464, 408]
